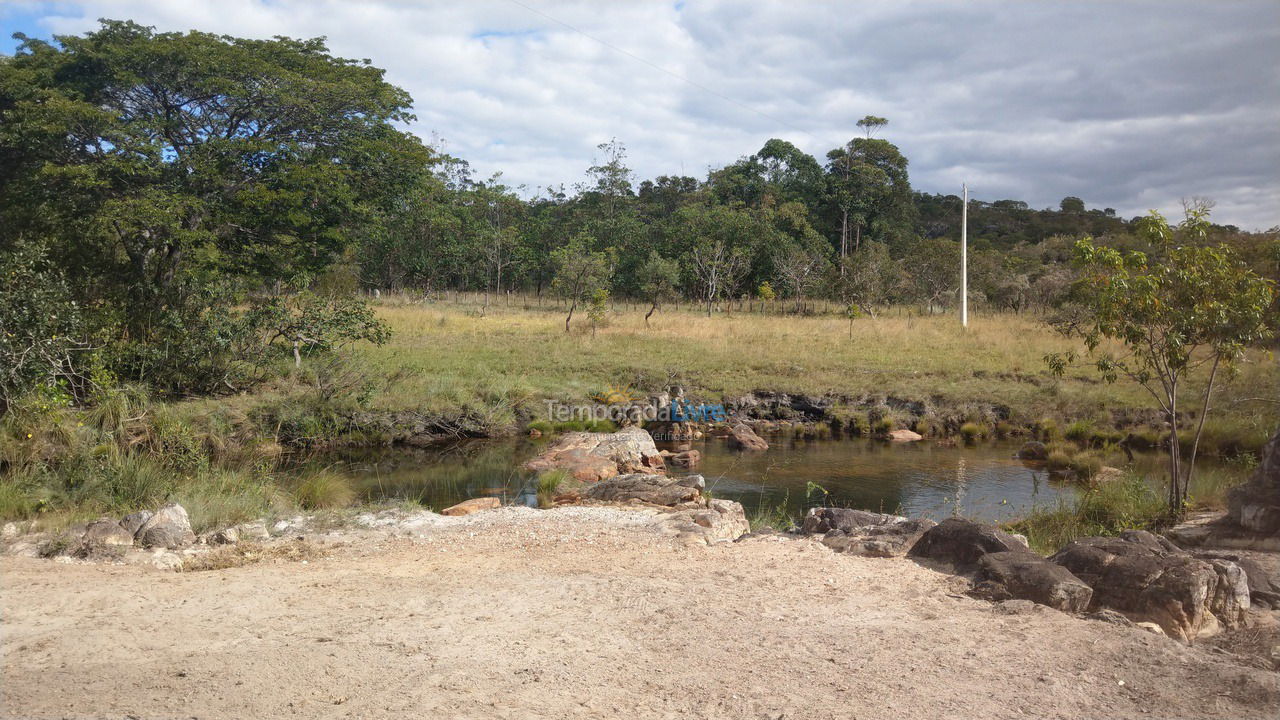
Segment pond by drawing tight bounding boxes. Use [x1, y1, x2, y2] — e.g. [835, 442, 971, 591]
[293, 433, 1146, 524]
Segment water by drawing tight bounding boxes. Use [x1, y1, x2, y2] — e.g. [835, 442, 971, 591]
[298, 434, 1096, 524]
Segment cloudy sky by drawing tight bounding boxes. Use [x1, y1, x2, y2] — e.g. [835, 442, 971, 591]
[3, 0, 1278, 229]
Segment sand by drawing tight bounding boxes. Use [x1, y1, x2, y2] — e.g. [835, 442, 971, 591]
[2, 506, 1277, 719]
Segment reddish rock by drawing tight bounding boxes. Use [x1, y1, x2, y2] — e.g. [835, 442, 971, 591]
[523, 427, 665, 481]
[441, 497, 501, 516]
[728, 423, 768, 451]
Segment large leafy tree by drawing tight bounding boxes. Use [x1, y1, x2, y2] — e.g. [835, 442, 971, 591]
[824, 119, 914, 259]
[1048, 205, 1276, 515]
[0, 20, 426, 337]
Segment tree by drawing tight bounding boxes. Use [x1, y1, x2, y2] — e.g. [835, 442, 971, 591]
[638, 252, 680, 327]
[856, 115, 888, 137]
[1060, 196, 1086, 213]
[902, 236, 960, 312]
[587, 288, 609, 339]
[550, 233, 612, 333]
[0, 20, 424, 391]
[1047, 205, 1276, 516]
[825, 131, 914, 260]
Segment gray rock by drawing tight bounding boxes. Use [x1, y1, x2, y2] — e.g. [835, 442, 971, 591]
[81, 518, 134, 546]
[1085, 609, 1136, 627]
[655, 499, 750, 545]
[1050, 532, 1250, 641]
[802, 509, 938, 558]
[584, 473, 702, 506]
[233, 521, 271, 541]
[134, 503, 196, 549]
[906, 517, 1029, 569]
[1227, 429, 1280, 534]
[119, 510, 153, 537]
[973, 550, 1093, 613]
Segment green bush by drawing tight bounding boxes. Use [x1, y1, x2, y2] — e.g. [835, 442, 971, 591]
[1063, 420, 1095, 444]
[535, 470, 567, 508]
[959, 422, 986, 444]
[1035, 418, 1059, 441]
[527, 420, 555, 434]
[1006, 474, 1166, 554]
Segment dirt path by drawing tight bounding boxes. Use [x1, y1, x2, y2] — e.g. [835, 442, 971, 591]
[2, 507, 1277, 719]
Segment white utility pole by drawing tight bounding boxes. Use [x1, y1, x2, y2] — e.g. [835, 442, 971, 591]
[960, 183, 968, 328]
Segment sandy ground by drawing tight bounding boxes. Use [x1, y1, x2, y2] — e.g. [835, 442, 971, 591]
[2, 506, 1278, 720]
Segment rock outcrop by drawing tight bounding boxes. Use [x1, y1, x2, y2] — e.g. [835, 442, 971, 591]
[728, 423, 768, 451]
[906, 517, 1029, 569]
[1227, 429, 1280, 535]
[523, 426, 665, 482]
[972, 550, 1093, 613]
[1049, 530, 1249, 641]
[134, 503, 196, 549]
[584, 474, 704, 506]
[887, 429, 923, 442]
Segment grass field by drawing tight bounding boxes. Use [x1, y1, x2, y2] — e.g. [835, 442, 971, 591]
[351, 293, 1278, 438]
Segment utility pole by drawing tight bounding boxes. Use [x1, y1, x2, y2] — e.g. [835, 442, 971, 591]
[960, 183, 968, 328]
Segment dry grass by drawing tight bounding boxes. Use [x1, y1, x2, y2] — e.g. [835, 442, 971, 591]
[348, 295, 1278, 429]
[180, 538, 331, 572]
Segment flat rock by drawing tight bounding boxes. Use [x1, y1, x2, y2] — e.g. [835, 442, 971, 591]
[135, 504, 196, 549]
[973, 550, 1093, 613]
[888, 429, 923, 442]
[654, 499, 750, 544]
[1050, 530, 1249, 641]
[441, 497, 501, 516]
[802, 508, 936, 558]
[906, 517, 1029, 570]
[584, 474, 703, 507]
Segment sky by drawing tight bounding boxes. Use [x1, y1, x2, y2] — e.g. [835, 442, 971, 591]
[2, 0, 1278, 230]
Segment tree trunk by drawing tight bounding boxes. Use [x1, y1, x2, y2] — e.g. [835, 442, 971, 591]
[645, 301, 656, 328]
[565, 299, 576, 333]
[1184, 356, 1220, 507]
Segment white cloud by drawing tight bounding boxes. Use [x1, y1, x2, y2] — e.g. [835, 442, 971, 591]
[6, 0, 1278, 228]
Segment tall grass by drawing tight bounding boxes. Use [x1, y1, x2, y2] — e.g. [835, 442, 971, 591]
[1005, 474, 1167, 554]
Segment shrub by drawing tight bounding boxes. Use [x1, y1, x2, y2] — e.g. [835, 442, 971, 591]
[536, 470, 567, 508]
[959, 422, 986, 444]
[1068, 451, 1104, 481]
[1005, 474, 1166, 554]
[527, 420, 555, 435]
[292, 471, 356, 510]
[1035, 418, 1059, 441]
[1064, 420, 1095, 444]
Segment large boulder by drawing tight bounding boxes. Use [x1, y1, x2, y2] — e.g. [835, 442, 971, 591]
[523, 426, 665, 482]
[134, 503, 196, 549]
[81, 518, 135, 547]
[1049, 530, 1249, 641]
[668, 449, 701, 468]
[973, 550, 1093, 613]
[584, 473, 704, 507]
[1227, 429, 1280, 534]
[728, 423, 768, 451]
[654, 499, 751, 545]
[887, 429, 923, 442]
[1191, 550, 1280, 609]
[906, 517, 1029, 569]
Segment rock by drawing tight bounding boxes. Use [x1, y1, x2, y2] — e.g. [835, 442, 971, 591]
[119, 510, 153, 537]
[233, 521, 271, 541]
[1094, 466, 1126, 483]
[2, 521, 21, 540]
[1166, 511, 1280, 552]
[802, 508, 904, 534]
[584, 473, 702, 507]
[1016, 441, 1049, 460]
[1227, 430, 1280, 534]
[441, 497, 501, 516]
[654, 499, 750, 544]
[669, 449, 701, 468]
[203, 527, 239, 545]
[1049, 530, 1250, 641]
[522, 426, 665, 482]
[906, 517, 1029, 569]
[1085, 609, 1136, 627]
[134, 504, 196, 549]
[888, 429, 923, 442]
[801, 508, 937, 558]
[973, 550, 1093, 612]
[528, 428, 542, 438]
[150, 551, 184, 571]
[728, 423, 768, 451]
[1135, 622, 1166, 637]
[81, 518, 134, 547]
